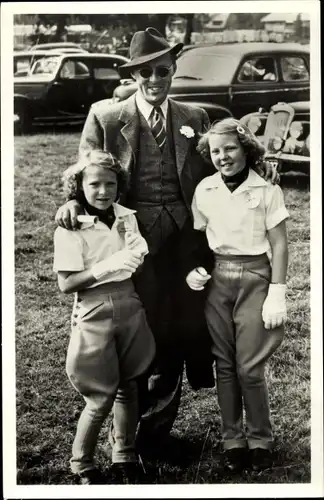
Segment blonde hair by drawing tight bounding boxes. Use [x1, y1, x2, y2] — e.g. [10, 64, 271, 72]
[197, 117, 266, 170]
[62, 150, 125, 202]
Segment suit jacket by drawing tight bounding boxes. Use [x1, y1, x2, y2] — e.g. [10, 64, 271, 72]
[79, 94, 215, 389]
[80, 94, 214, 270]
[80, 94, 213, 206]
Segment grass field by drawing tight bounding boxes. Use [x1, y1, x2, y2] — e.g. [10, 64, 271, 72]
[14, 131, 311, 485]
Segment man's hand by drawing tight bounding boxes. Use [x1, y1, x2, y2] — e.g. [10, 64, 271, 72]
[55, 200, 84, 230]
[258, 160, 280, 184]
[125, 232, 148, 256]
[92, 249, 143, 280]
[186, 267, 211, 291]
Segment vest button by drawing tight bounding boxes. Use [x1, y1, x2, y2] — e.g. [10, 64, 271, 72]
[72, 321, 77, 326]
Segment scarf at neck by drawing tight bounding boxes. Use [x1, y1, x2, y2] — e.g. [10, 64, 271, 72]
[84, 200, 116, 229]
[221, 165, 249, 193]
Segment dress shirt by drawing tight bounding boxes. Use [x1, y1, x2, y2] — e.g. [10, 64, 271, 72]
[135, 91, 168, 128]
[192, 169, 289, 256]
[53, 203, 148, 287]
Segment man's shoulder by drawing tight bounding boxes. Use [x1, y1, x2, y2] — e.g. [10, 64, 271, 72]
[169, 98, 207, 118]
[90, 98, 123, 119]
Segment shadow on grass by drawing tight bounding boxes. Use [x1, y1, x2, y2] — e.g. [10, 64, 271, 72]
[17, 123, 84, 137]
[16, 436, 311, 485]
[280, 172, 310, 190]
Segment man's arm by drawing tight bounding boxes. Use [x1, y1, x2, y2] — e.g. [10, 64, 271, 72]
[201, 108, 210, 134]
[79, 105, 104, 159]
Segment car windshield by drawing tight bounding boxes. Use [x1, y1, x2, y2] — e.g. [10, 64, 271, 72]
[174, 53, 238, 81]
[30, 56, 61, 76]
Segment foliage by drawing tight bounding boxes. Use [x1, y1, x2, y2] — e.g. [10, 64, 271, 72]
[294, 14, 303, 40]
[14, 131, 310, 485]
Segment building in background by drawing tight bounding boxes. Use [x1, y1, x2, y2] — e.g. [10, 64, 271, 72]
[260, 13, 310, 42]
[203, 13, 232, 32]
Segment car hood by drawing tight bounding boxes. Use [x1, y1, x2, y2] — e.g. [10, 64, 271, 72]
[171, 77, 229, 89]
[170, 78, 228, 94]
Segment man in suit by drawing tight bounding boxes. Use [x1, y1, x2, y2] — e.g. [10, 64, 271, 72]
[55, 27, 276, 468]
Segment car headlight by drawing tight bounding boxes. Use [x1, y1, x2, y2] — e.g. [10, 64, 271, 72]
[289, 121, 303, 139]
[271, 136, 283, 151]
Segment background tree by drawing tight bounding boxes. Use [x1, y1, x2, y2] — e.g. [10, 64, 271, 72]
[183, 14, 194, 45]
[294, 14, 303, 41]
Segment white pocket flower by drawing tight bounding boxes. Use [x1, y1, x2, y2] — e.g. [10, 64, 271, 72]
[180, 125, 195, 138]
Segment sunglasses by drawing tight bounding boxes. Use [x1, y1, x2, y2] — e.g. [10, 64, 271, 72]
[137, 65, 172, 79]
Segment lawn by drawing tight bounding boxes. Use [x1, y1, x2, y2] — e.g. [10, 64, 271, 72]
[14, 131, 311, 485]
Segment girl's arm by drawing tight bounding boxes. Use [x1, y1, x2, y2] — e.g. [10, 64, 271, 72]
[57, 269, 97, 294]
[262, 220, 288, 329]
[57, 250, 143, 294]
[267, 220, 288, 283]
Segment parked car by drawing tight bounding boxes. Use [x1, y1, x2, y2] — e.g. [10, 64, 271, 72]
[27, 42, 86, 52]
[14, 50, 71, 76]
[14, 53, 130, 134]
[240, 101, 310, 174]
[113, 43, 310, 122]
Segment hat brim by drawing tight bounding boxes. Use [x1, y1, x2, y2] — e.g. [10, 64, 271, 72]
[118, 42, 183, 78]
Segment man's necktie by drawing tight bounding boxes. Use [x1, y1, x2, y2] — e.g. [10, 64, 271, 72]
[151, 106, 166, 150]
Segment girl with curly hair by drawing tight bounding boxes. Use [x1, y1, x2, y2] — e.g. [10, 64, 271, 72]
[186, 118, 289, 474]
[53, 150, 155, 484]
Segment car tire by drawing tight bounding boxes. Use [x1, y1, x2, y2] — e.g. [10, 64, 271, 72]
[14, 107, 32, 135]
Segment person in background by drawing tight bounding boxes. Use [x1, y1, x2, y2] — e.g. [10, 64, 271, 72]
[187, 118, 289, 474]
[53, 150, 155, 484]
[55, 28, 279, 463]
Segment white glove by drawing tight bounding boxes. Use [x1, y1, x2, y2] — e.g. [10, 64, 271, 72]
[125, 231, 148, 256]
[91, 249, 142, 280]
[186, 267, 211, 291]
[262, 283, 287, 330]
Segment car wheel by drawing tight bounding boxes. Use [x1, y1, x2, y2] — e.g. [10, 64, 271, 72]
[14, 107, 32, 135]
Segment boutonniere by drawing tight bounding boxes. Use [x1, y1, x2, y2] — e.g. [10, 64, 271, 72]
[180, 125, 195, 138]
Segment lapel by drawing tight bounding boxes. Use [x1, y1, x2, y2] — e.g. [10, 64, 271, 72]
[169, 98, 195, 177]
[118, 94, 139, 174]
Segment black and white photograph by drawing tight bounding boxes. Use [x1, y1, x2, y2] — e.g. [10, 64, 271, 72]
[1, 1, 323, 498]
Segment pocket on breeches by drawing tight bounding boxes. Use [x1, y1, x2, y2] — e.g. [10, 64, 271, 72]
[77, 300, 106, 321]
[245, 266, 271, 285]
[67, 297, 116, 392]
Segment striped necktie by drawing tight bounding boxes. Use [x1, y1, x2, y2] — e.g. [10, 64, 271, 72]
[151, 106, 166, 150]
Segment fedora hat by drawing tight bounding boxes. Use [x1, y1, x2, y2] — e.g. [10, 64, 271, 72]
[119, 27, 183, 77]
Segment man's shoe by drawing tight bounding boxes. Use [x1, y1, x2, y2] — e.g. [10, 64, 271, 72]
[111, 462, 143, 484]
[77, 468, 106, 485]
[223, 448, 246, 474]
[250, 448, 273, 472]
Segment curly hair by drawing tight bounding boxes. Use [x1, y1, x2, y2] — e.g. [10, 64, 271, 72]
[62, 150, 127, 203]
[197, 117, 266, 172]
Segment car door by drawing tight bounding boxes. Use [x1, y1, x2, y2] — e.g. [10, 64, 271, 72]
[229, 54, 284, 118]
[46, 57, 93, 119]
